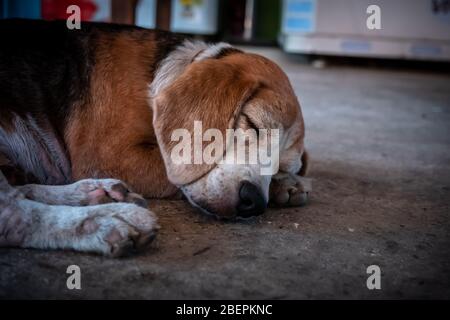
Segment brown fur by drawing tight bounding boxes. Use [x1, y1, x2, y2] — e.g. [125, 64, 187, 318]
[65, 32, 177, 198]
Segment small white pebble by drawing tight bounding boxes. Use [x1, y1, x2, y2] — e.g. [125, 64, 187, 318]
[348, 228, 355, 232]
[294, 223, 299, 229]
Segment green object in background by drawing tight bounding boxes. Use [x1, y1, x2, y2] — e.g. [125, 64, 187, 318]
[255, 0, 281, 42]
[180, 0, 203, 5]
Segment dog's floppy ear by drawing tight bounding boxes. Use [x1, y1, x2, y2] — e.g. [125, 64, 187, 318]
[152, 59, 258, 186]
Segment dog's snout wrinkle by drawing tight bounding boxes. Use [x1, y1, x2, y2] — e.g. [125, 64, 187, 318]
[236, 181, 266, 218]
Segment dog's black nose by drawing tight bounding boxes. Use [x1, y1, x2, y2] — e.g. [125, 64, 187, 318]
[237, 181, 267, 218]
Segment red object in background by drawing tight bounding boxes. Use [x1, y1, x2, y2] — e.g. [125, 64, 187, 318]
[42, 0, 98, 21]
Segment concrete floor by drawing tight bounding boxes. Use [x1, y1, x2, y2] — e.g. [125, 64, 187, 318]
[1, 48, 449, 299]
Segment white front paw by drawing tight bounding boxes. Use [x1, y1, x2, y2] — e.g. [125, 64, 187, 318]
[80, 204, 159, 257]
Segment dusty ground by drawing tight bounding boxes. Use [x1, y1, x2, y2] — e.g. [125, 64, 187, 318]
[1, 47, 449, 299]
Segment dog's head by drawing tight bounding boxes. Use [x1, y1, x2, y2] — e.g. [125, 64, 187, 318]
[151, 42, 307, 218]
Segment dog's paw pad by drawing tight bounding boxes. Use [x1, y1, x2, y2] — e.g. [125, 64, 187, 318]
[125, 193, 149, 208]
[270, 173, 312, 207]
[105, 226, 157, 257]
[86, 188, 113, 205]
[93, 206, 159, 257]
[109, 183, 129, 202]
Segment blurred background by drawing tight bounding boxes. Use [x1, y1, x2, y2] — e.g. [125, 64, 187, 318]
[1, 0, 449, 62]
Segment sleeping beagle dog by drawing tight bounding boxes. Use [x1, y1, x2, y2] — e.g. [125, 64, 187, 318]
[0, 19, 311, 257]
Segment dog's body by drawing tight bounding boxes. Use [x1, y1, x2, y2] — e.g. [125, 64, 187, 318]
[0, 20, 311, 256]
[0, 19, 182, 196]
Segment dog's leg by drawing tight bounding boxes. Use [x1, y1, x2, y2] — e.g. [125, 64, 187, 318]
[0, 171, 27, 247]
[0, 173, 158, 256]
[269, 172, 312, 207]
[18, 179, 148, 208]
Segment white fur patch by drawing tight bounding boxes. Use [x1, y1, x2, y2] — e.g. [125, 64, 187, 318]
[149, 40, 234, 99]
[193, 42, 233, 62]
